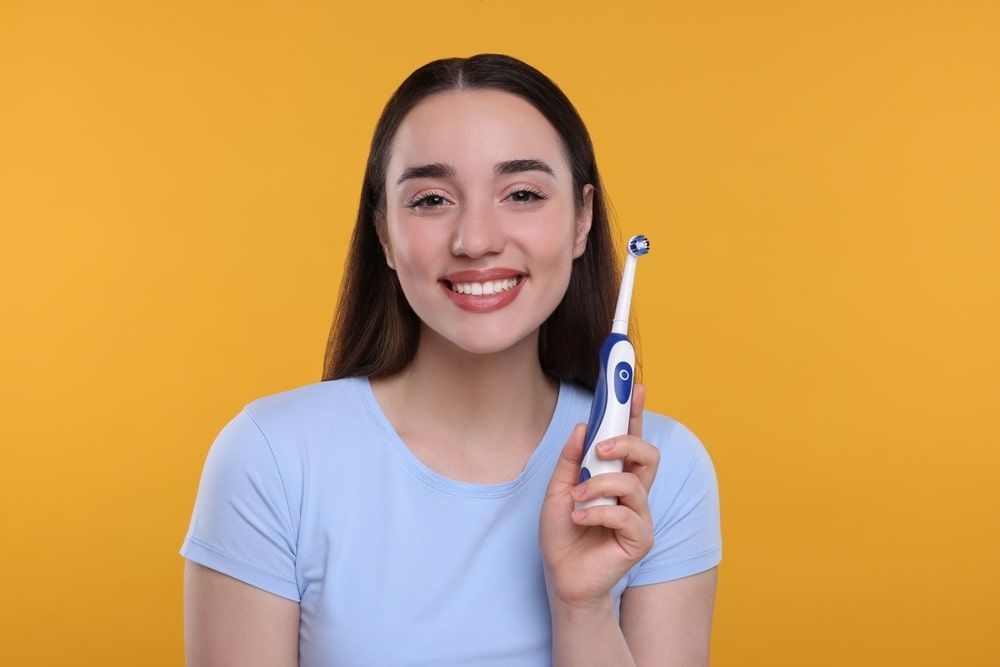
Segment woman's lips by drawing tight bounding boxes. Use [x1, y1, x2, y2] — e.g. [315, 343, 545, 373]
[439, 276, 526, 313]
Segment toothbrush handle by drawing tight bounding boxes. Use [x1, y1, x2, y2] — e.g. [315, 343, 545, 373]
[577, 333, 635, 509]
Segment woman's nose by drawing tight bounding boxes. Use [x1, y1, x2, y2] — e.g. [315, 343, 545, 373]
[450, 199, 506, 258]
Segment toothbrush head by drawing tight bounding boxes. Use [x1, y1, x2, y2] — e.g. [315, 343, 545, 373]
[627, 234, 650, 257]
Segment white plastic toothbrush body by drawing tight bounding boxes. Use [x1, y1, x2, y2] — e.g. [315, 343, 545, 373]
[576, 235, 649, 509]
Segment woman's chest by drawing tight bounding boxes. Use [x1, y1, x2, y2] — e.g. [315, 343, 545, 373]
[294, 486, 555, 665]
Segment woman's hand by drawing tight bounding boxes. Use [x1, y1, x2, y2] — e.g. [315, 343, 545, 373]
[539, 383, 661, 611]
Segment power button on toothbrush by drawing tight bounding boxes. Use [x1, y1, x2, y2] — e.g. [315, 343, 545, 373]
[613, 361, 633, 404]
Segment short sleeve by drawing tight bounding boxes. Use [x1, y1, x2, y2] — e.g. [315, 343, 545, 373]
[629, 418, 722, 586]
[179, 408, 301, 601]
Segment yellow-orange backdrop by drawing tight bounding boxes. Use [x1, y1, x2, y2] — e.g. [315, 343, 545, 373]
[1, 0, 997, 664]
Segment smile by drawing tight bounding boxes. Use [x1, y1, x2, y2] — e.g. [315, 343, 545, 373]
[439, 273, 527, 313]
[448, 277, 521, 295]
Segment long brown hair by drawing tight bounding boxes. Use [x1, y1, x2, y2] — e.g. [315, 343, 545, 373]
[322, 54, 620, 390]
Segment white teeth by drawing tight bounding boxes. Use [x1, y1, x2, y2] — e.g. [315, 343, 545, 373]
[450, 277, 521, 295]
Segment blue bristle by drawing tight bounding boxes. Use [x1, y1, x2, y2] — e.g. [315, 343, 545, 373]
[628, 235, 650, 256]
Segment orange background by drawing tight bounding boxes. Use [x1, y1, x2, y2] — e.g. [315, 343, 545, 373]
[1, 0, 998, 664]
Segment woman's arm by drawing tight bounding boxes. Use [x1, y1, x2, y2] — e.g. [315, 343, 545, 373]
[549, 595, 636, 665]
[541, 382, 721, 664]
[620, 568, 718, 666]
[541, 383, 658, 665]
[549, 567, 716, 666]
[183, 560, 300, 667]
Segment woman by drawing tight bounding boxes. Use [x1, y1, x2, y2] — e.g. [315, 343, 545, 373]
[181, 54, 721, 665]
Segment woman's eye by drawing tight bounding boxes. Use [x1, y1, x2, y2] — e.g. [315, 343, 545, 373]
[508, 189, 547, 204]
[408, 194, 449, 209]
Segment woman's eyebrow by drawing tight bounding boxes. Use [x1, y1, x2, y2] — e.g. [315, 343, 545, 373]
[395, 159, 555, 186]
[495, 159, 555, 177]
[396, 162, 456, 186]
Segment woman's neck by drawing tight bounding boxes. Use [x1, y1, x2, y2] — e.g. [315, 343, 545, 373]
[370, 326, 560, 463]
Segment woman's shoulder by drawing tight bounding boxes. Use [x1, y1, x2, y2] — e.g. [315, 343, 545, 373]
[641, 411, 714, 471]
[241, 376, 370, 435]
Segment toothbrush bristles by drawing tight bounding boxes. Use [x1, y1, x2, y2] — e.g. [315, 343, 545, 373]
[628, 234, 650, 257]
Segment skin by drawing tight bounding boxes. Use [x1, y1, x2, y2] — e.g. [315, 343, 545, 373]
[183, 88, 717, 666]
[372, 89, 592, 483]
[183, 561, 299, 666]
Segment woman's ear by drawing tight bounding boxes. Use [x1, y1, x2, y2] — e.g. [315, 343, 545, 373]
[573, 184, 594, 258]
[375, 216, 396, 270]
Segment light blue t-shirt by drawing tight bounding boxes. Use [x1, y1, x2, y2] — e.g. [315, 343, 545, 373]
[179, 376, 722, 665]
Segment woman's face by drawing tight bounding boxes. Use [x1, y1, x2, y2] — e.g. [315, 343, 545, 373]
[380, 89, 593, 356]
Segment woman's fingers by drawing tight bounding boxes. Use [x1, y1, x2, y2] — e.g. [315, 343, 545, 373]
[570, 503, 653, 556]
[545, 423, 588, 496]
[594, 433, 660, 493]
[572, 471, 651, 523]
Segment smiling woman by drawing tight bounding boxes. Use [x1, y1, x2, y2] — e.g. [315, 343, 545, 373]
[378, 89, 591, 356]
[180, 53, 722, 666]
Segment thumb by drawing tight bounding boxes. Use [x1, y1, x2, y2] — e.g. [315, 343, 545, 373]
[546, 423, 588, 493]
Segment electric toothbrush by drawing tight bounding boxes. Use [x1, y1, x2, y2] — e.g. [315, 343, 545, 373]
[576, 234, 650, 509]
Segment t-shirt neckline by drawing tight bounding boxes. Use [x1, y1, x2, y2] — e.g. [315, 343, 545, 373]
[355, 375, 574, 499]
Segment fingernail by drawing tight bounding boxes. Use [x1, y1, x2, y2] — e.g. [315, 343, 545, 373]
[598, 440, 614, 453]
[571, 510, 586, 521]
[571, 483, 586, 499]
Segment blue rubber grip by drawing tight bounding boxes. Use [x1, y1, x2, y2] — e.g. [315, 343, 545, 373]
[579, 333, 630, 484]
